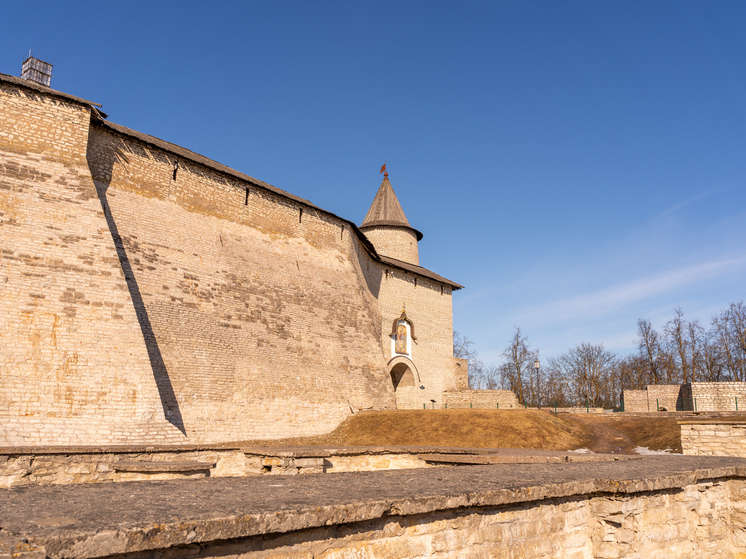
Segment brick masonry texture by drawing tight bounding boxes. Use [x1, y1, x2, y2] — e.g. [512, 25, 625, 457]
[362, 259, 460, 411]
[362, 226, 420, 265]
[0, 82, 184, 445]
[682, 422, 746, 458]
[623, 382, 746, 412]
[0, 77, 464, 445]
[686, 382, 746, 412]
[621, 389, 650, 412]
[443, 389, 520, 409]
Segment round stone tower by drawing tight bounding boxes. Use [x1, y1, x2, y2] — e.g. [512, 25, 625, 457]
[360, 171, 422, 265]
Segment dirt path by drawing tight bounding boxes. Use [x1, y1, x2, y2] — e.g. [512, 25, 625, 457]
[569, 414, 638, 454]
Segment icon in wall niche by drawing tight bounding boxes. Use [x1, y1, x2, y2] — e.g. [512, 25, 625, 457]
[395, 323, 407, 354]
[391, 310, 416, 356]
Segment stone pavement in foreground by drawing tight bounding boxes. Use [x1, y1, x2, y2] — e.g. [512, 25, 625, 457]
[1, 454, 746, 558]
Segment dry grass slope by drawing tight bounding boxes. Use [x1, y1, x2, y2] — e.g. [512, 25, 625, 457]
[256, 409, 593, 450]
[606, 417, 683, 453]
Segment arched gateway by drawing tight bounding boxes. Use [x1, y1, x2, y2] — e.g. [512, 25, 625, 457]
[388, 356, 420, 408]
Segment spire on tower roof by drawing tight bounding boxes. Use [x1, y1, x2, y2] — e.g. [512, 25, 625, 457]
[360, 173, 423, 240]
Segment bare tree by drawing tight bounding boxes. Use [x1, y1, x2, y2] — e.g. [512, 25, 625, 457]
[454, 331, 482, 389]
[453, 331, 475, 360]
[686, 319, 705, 382]
[499, 327, 537, 405]
[661, 307, 708, 384]
[453, 331, 503, 389]
[664, 307, 690, 384]
[636, 319, 665, 385]
[550, 342, 616, 407]
[614, 354, 648, 391]
[712, 302, 746, 381]
[542, 362, 570, 407]
[700, 328, 725, 382]
[483, 364, 503, 390]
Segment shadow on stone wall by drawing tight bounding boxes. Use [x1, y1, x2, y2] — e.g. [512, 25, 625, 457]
[86, 130, 185, 435]
[354, 240, 381, 299]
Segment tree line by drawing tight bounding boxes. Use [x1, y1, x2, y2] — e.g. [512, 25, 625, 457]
[455, 301, 746, 409]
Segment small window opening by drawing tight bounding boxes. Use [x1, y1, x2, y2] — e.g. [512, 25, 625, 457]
[414, 277, 417, 288]
[441, 285, 444, 295]
[245, 187, 249, 205]
[172, 160, 179, 181]
[385, 269, 390, 279]
[299, 208, 303, 223]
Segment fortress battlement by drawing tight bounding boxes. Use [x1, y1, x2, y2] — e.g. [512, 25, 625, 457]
[0, 72, 463, 446]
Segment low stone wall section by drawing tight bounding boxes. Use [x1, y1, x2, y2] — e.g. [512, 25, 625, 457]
[622, 385, 682, 412]
[621, 389, 649, 412]
[624, 382, 746, 413]
[623, 411, 746, 419]
[0, 444, 553, 488]
[2, 456, 746, 559]
[681, 421, 746, 458]
[1, 445, 641, 488]
[554, 407, 605, 414]
[443, 389, 519, 409]
[685, 382, 746, 412]
[647, 384, 683, 411]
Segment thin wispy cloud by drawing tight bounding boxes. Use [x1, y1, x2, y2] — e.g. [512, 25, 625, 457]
[655, 189, 723, 221]
[518, 257, 746, 326]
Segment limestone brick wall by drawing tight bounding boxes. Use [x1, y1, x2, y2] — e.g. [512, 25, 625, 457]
[0, 78, 405, 445]
[621, 389, 649, 412]
[647, 384, 682, 411]
[0, 76, 465, 444]
[685, 382, 746, 412]
[0, 81, 183, 445]
[0, 82, 89, 165]
[84, 123, 395, 442]
[443, 389, 519, 409]
[0, 417, 185, 447]
[453, 357, 468, 389]
[361, 226, 419, 265]
[362, 258, 457, 410]
[623, 385, 683, 412]
[624, 383, 746, 413]
[122, 480, 746, 559]
[681, 422, 746, 457]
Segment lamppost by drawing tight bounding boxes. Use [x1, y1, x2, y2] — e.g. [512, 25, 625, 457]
[533, 358, 541, 409]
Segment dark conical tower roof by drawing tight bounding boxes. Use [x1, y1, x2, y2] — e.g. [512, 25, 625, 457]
[361, 173, 423, 241]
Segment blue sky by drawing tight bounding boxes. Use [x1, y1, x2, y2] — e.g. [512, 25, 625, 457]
[2, 1, 744, 364]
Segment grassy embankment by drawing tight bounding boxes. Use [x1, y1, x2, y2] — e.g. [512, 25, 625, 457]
[251, 409, 683, 454]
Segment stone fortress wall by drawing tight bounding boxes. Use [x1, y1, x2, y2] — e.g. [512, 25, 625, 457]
[0, 74, 464, 445]
[366, 261, 459, 410]
[0, 79, 185, 445]
[623, 382, 746, 412]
